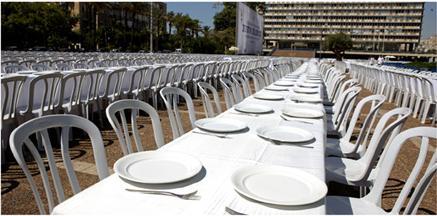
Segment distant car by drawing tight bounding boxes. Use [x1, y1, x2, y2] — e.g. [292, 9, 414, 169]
[32, 46, 48, 51]
[175, 48, 182, 53]
[4, 46, 18, 51]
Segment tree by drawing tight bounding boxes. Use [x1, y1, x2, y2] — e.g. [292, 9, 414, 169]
[324, 32, 353, 61]
[2, 2, 78, 49]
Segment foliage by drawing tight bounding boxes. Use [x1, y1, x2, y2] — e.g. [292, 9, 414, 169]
[1, 2, 264, 54]
[1, 2, 78, 49]
[405, 62, 437, 70]
[323, 32, 353, 61]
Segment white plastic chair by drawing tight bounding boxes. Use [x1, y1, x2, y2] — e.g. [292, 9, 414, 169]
[220, 78, 239, 109]
[106, 99, 165, 155]
[19, 72, 63, 122]
[160, 87, 197, 140]
[80, 69, 105, 121]
[56, 71, 85, 115]
[232, 74, 251, 98]
[1, 75, 27, 165]
[326, 95, 386, 158]
[326, 108, 411, 189]
[125, 66, 150, 100]
[404, 152, 436, 214]
[9, 114, 109, 214]
[197, 82, 222, 118]
[326, 127, 436, 214]
[327, 86, 362, 137]
[101, 68, 126, 104]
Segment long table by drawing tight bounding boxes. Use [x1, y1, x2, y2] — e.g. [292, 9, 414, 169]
[52, 62, 327, 214]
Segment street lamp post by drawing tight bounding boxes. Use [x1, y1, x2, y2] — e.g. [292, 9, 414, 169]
[150, 2, 153, 53]
[319, 26, 322, 59]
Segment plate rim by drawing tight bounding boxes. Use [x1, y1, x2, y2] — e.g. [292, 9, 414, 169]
[253, 93, 284, 101]
[195, 118, 248, 133]
[234, 103, 274, 114]
[281, 108, 324, 119]
[256, 125, 314, 143]
[114, 151, 203, 184]
[231, 165, 328, 206]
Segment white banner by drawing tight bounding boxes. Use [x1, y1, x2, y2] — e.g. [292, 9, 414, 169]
[236, 3, 263, 55]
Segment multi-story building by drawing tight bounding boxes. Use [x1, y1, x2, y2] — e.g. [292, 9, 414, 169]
[264, 2, 424, 54]
[69, 2, 167, 50]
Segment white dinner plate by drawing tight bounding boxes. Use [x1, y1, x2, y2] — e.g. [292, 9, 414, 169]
[16, 70, 37, 74]
[256, 125, 314, 143]
[195, 118, 247, 133]
[273, 81, 295, 86]
[297, 83, 319, 88]
[306, 75, 321, 80]
[305, 79, 323, 84]
[281, 78, 298, 82]
[293, 87, 319, 94]
[234, 103, 273, 114]
[254, 93, 284, 101]
[285, 75, 300, 79]
[290, 96, 322, 103]
[114, 151, 202, 184]
[231, 165, 327, 206]
[282, 107, 324, 119]
[264, 85, 289, 91]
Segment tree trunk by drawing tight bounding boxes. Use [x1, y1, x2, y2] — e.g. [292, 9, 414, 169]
[334, 51, 342, 61]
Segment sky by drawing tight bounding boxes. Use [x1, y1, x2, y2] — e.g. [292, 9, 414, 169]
[167, 2, 223, 28]
[422, 2, 436, 39]
[167, 2, 436, 39]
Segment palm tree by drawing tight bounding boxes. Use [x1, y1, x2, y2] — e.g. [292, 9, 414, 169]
[167, 11, 175, 35]
[202, 26, 211, 38]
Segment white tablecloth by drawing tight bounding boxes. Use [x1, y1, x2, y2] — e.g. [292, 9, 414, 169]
[53, 64, 327, 215]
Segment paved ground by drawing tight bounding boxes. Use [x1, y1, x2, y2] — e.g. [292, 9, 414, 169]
[1, 84, 436, 214]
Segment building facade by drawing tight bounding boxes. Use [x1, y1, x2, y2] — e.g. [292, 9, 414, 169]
[70, 2, 167, 51]
[264, 2, 424, 53]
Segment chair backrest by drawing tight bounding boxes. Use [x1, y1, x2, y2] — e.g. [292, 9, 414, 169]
[332, 79, 358, 103]
[81, 69, 105, 103]
[1, 75, 27, 120]
[232, 74, 251, 98]
[106, 99, 164, 155]
[404, 152, 436, 215]
[102, 68, 126, 101]
[242, 72, 259, 93]
[9, 114, 109, 214]
[197, 82, 222, 118]
[363, 127, 436, 214]
[220, 78, 238, 109]
[147, 65, 166, 90]
[32, 63, 51, 72]
[332, 86, 362, 134]
[57, 71, 85, 112]
[4, 64, 29, 73]
[24, 73, 63, 116]
[160, 87, 197, 139]
[341, 94, 386, 155]
[127, 66, 150, 98]
[354, 107, 411, 183]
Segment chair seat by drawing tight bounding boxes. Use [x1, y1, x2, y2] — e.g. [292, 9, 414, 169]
[326, 138, 359, 158]
[324, 106, 335, 114]
[327, 119, 341, 138]
[325, 157, 367, 186]
[323, 101, 335, 106]
[326, 196, 386, 215]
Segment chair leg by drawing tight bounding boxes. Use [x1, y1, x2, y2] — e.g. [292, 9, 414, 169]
[152, 92, 158, 110]
[421, 101, 431, 124]
[413, 98, 422, 118]
[432, 104, 437, 126]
